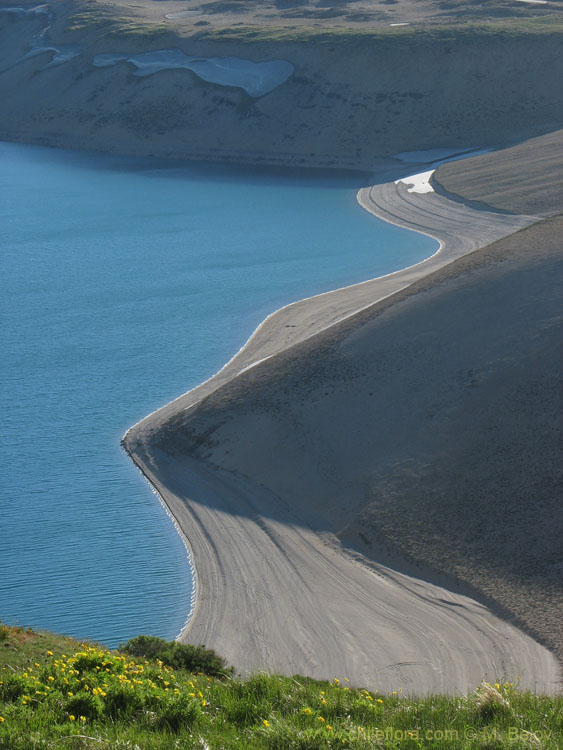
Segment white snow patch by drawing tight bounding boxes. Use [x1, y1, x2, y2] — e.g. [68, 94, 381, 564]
[93, 49, 294, 97]
[165, 10, 199, 18]
[238, 356, 271, 375]
[395, 169, 435, 194]
[17, 45, 80, 69]
[0, 5, 48, 15]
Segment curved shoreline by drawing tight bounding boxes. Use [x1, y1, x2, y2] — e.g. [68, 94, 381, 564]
[123, 171, 559, 693]
[124, 173, 536, 446]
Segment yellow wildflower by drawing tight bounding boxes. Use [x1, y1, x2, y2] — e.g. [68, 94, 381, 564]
[327, 725, 333, 731]
[69, 715, 75, 722]
[377, 698, 383, 704]
[80, 716, 86, 723]
[47, 651, 53, 656]
[262, 720, 270, 727]
[318, 716, 325, 723]
[0, 717, 4, 723]
[303, 708, 313, 715]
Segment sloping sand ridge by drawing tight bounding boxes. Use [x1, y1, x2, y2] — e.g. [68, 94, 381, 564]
[124, 134, 562, 694]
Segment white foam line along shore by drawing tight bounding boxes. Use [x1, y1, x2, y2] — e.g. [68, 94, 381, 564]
[128, 462, 198, 640]
[123, 160, 558, 693]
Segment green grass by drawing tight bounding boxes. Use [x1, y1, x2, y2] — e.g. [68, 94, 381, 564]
[198, 15, 563, 43]
[62, 5, 563, 45]
[64, 10, 169, 39]
[0, 622, 561, 749]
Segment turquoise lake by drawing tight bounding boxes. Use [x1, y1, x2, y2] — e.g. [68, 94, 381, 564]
[0, 142, 436, 647]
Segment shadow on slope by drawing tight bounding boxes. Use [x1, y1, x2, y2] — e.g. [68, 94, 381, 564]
[152, 215, 563, 663]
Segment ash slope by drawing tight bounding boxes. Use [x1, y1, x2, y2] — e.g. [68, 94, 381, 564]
[125, 135, 562, 689]
[434, 129, 563, 216]
[149, 213, 562, 677]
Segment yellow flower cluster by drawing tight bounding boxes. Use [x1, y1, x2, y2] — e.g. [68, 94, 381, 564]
[5, 643, 211, 726]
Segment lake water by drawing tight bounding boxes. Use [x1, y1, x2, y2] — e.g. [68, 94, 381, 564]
[0, 142, 436, 648]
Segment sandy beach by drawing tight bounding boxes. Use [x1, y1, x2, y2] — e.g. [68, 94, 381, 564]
[124, 133, 562, 694]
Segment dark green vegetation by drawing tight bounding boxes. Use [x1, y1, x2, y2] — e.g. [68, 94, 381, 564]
[119, 634, 233, 678]
[0, 623, 561, 749]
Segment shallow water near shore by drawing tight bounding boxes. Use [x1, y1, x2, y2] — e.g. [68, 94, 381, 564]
[0, 141, 435, 648]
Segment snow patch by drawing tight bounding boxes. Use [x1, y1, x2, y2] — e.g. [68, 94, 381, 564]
[93, 49, 294, 97]
[16, 45, 80, 69]
[395, 170, 435, 194]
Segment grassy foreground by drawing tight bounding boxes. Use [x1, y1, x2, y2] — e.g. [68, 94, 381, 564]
[0, 623, 560, 749]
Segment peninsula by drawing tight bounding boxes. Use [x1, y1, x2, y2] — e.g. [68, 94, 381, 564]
[123, 132, 563, 693]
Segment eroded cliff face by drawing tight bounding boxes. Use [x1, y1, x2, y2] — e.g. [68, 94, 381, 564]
[1, 2, 561, 166]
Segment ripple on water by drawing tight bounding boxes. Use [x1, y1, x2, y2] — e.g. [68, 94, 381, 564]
[0, 142, 436, 647]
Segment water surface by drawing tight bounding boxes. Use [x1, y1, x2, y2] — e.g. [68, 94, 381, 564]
[0, 142, 436, 647]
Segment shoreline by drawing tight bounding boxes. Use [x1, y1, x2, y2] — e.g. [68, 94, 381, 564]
[122, 160, 561, 693]
[123, 165, 537, 443]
